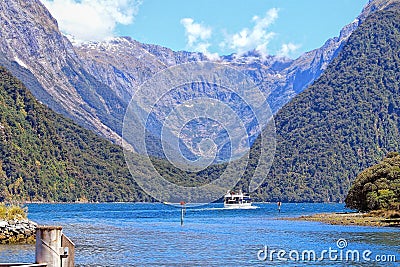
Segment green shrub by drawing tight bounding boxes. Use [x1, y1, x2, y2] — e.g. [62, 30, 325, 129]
[6, 205, 27, 220]
[0, 204, 6, 220]
[0, 203, 27, 221]
[346, 153, 400, 211]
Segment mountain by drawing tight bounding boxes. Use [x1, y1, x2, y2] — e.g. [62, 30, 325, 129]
[0, 0, 124, 145]
[0, 64, 233, 203]
[251, 2, 400, 202]
[76, 0, 395, 116]
[75, 21, 356, 115]
[0, 66, 153, 202]
[72, 7, 366, 160]
[1, 0, 399, 203]
[0, 0, 371, 150]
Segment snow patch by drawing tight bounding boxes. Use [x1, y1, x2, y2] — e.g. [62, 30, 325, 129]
[14, 56, 28, 69]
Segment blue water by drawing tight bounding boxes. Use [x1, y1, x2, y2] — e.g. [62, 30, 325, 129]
[0, 203, 398, 266]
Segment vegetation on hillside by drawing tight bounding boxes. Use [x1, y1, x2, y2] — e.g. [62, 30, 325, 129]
[0, 65, 228, 203]
[3, 6, 400, 204]
[345, 152, 400, 212]
[0, 66, 152, 202]
[247, 8, 400, 202]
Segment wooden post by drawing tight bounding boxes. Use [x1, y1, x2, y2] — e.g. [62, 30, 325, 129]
[35, 226, 73, 267]
[61, 233, 75, 267]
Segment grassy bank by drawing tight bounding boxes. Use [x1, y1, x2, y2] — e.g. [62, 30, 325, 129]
[0, 204, 27, 221]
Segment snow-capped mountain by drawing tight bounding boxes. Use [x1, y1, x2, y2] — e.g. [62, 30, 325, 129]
[0, 0, 389, 149]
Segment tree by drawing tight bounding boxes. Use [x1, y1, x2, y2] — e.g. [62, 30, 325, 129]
[345, 152, 400, 211]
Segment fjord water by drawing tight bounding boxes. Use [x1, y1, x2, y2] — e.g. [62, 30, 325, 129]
[0, 203, 398, 266]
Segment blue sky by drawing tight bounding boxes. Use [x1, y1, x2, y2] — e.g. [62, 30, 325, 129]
[43, 0, 369, 59]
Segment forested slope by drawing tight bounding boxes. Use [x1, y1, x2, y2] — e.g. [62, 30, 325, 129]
[253, 7, 400, 202]
[0, 66, 149, 202]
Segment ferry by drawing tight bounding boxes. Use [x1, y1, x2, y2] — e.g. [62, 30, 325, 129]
[223, 190, 254, 209]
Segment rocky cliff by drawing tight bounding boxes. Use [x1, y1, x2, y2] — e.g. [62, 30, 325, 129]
[0, 0, 124, 144]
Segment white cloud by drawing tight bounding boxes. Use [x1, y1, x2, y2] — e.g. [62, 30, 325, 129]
[180, 18, 212, 47]
[180, 18, 219, 60]
[278, 43, 301, 58]
[42, 0, 142, 42]
[222, 8, 279, 58]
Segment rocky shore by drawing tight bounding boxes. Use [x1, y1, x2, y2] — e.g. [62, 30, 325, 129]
[287, 212, 400, 227]
[0, 219, 37, 244]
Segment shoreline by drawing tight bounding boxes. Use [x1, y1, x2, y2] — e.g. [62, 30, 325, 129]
[21, 201, 156, 204]
[0, 219, 37, 244]
[286, 212, 400, 227]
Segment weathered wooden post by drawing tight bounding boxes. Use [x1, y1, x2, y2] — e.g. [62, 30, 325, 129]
[62, 232, 75, 267]
[35, 226, 74, 267]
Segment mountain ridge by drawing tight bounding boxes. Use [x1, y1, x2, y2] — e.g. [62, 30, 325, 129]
[0, 65, 149, 202]
[1, 0, 399, 203]
[0, 0, 124, 144]
[251, 5, 400, 202]
[0, 0, 373, 147]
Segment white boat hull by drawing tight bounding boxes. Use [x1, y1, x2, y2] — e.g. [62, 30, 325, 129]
[223, 202, 254, 209]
